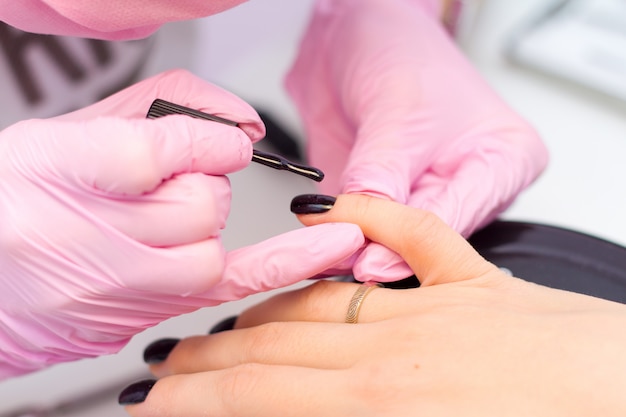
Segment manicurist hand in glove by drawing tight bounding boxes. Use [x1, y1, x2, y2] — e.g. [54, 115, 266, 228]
[0, 70, 364, 379]
[0, 0, 365, 381]
[286, 0, 549, 281]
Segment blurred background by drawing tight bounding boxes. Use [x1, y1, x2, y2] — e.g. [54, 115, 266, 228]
[1, 0, 625, 415]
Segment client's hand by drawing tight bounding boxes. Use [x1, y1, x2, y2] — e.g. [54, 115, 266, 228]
[120, 195, 626, 417]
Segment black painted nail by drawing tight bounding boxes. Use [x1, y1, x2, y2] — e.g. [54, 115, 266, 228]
[209, 316, 238, 334]
[118, 379, 156, 405]
[143, 338, 180, 364]
[290, 194, 336, 214]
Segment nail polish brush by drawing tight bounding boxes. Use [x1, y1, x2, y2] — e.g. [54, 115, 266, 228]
[147, 99, 324, 182]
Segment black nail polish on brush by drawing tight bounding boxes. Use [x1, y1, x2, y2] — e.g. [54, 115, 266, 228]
[118, 379, 156, 405]
[143, 338, 180, 364]
[290, 194, 336, 214]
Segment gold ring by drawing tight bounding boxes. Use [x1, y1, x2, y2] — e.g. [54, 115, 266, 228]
[345, 282, 383, 324]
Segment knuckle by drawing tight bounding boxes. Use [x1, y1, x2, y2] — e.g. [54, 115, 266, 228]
[177, 174, 230, 232]
[90, 119, 162, 193]
[350, 359, 418, 414]
[216, 363, 264, 408]
[158, 68, 194, 83]
[351, 194, 376, 223]
[297, 280, 341, 320]
[399, 209, 441, 250]
[240, 322, 284, 362]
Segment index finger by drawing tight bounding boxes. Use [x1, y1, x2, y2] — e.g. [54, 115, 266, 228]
[29, 116, 252, 195]
[55, 69, 265, 142]
[295, 194, 497, 286]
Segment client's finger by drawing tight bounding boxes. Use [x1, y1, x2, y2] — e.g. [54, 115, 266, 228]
[149, 278, 499, 377]
[234, 276, 497, 330]
[293, 194, 497, 286]
[123, 366, 352, 417]
[234, 280, 407, 328]
[149, 321, 366, 377]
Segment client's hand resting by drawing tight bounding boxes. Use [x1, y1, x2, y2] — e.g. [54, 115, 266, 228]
[121, 195, 626, 417]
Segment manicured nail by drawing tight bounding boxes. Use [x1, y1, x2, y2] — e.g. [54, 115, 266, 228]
[209, 316, 238, 334]
[118, 379, 156, 405]
[143, 338, 180, 364]
[290, 194, 336, 214]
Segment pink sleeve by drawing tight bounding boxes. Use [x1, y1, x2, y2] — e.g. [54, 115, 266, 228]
[0, 0, 248, 40]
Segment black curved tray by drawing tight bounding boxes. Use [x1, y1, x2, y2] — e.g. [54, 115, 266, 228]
[468, 221, 626, 304]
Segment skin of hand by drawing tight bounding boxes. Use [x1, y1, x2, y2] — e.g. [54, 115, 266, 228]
[285, 0, 549, 282]
[0, 0, 249, 40]
[0, 70, 365, 379]
[122, 195, 626, 417]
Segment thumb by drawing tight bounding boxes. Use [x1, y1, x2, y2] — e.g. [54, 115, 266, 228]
[30, 116, 253, 195]
[293, 194, 497, 286]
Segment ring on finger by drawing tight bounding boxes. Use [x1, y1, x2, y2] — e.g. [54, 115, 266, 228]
[345, 282, 383, 324]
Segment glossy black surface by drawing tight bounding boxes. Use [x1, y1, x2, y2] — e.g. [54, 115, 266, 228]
[143, 338, 180, 364]
[209, 316, 238, 334]
[118, 379, 156, 405]
[468, 220, 626, 304]
[290, 194, 336, 214]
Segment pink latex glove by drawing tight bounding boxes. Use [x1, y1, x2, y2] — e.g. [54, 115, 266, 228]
[286, 0, 549, 282]
[0, 0, 247, 40]
[0, 69, 364, 379]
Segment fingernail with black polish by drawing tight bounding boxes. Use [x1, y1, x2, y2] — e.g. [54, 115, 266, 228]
[143, 338, 180, 364]
[290, 194, 336, 214]
[118, 379, 156, 405]
[209, 316, 238, 334]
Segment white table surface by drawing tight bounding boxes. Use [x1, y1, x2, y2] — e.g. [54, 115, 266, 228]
[1, 0, 625, 415]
